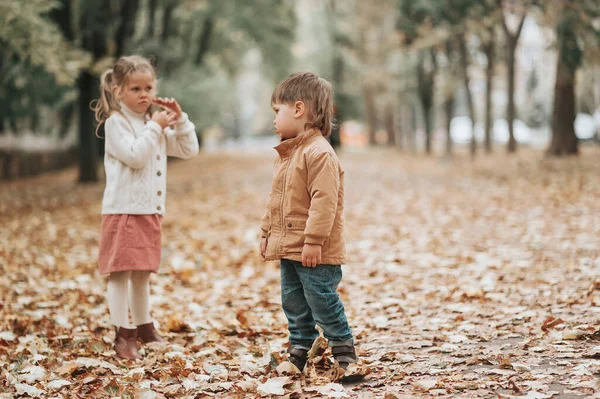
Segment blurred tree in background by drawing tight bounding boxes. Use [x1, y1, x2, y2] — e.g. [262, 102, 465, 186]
[543, 0, 600, 156]
[0, 0, 598, 181]
[0, 0, 295, 181]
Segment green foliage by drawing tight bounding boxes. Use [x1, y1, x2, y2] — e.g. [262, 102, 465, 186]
[178, 0, 296, 79]
[335, 90, 362, 122]
[0, 0, 90, 86]
[133, 0, 298, 135]
[158, 65, 232, 133]
[2, 60, 72, 120]
[398, 0, 499, 48]
[557, 0, 600, 69]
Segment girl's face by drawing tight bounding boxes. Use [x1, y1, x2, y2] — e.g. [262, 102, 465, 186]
[272, 102, 302, 140]
[117, 70, 156, 114]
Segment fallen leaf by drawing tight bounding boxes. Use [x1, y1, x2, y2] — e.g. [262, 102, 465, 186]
[257, 376, 292, 396]
[305, 383, 348, 397]
[276, 361, 301, 376]
[15, 383, 45, 398]
[47, 379, 72, 390]
[412, 379, 439, 391]
[541, 316, 564, 332]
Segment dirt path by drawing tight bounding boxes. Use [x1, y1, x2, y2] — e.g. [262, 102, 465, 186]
[1, 147, 599, 398]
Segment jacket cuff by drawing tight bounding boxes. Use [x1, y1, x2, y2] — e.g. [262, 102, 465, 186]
[260, 228, 268, 238]
[304, 235, 325, 245]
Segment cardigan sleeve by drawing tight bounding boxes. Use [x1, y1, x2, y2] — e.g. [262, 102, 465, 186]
[165, 113, 200, 159]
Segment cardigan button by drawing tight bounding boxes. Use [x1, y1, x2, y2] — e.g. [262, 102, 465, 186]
[157, 171, 161, 176]
[157, 155, 161, 160]
[157, 206, 162, 211]
[157, 191, 162, 196]
[287, 223, 292, 228]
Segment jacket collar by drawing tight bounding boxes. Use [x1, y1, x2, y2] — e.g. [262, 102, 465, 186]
[274, 128, 322, 157]
[119, 102, 147, 122]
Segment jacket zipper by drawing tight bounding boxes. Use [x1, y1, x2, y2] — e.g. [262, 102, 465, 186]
[278, 153, 294, 255]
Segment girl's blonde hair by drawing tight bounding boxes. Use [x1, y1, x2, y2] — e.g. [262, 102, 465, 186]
[91, 55, 156, 137]
[271, 72, 335, 137]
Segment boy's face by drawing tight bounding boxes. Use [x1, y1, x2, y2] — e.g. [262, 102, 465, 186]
[272, 102, 305, 140]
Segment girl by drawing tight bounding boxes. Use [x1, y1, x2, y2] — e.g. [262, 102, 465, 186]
[93, 55, 199, 360]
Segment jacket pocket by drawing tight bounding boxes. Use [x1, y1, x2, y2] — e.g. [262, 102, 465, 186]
[125, 215, 157, 248]
[283, 216, 306, 253]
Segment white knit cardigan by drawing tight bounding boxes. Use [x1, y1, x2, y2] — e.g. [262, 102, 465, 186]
[101, 104, 199, 215]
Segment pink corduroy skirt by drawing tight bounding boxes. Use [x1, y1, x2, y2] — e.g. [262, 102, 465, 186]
[98, 214, 162, 275]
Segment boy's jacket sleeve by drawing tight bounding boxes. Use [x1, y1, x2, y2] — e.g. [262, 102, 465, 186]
[304, 151, 339, 246]
[260, 191, 271, 238]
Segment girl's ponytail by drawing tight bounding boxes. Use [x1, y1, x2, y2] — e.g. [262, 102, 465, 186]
[91, 69, 121, 138]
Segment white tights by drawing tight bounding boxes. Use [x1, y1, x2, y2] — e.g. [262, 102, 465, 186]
[107, 271, 152, 328]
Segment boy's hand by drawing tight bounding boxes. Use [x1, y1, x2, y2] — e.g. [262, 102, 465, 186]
[154, 97, 182, 121]
[260, 237, 268, 261]
[302, 244, 321, 267]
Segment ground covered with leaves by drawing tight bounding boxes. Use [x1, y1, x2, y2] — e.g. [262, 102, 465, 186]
[1, 146, 599, 398]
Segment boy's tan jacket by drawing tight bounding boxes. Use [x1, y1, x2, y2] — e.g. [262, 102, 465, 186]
[260, 128, 347, 265]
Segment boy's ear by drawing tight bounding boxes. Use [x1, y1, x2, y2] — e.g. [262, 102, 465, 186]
[294, 101, 305, 118]
[113, 85, 122, 98]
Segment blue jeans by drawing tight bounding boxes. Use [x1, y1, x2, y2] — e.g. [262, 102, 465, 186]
[280, 259, 353, 348]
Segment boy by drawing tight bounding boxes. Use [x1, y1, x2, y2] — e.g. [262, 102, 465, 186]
[259, 72, 357, 372]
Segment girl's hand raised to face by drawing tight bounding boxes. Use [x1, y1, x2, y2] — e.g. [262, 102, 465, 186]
[151, 110, 178, 130]
[153, 97, 182, 121]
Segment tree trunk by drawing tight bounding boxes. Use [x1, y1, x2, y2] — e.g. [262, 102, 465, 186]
[0, 51, 4, 137]
[195, 16, 214, 66]
[395, 104, 406, 151]
[417, 50, 436, 155]
[443, 95, 454, 156]
[77, 1, 110, 183]
[422, 105, 433, 154]
[147, 0, 157, 38]
[78, 71, 98, 183]
[115, 0, 140, 56]
[49, 0, 76, 139]
[58, 105, 75, 138]
[330, 104, 341, 149]
[364, 85, 378, 145]
[506, 43, 517, 153]
[49, 0, 74, 40]
[30, 107, 40, 133]
[410, 104, 418, 153]
[330, 54, 344, 149]
[484, 28, 495, 154]
[498, 8, 526, 154]
[327, 0, 343, 149]
[161, 1, 176, 43]
[385, 102, 396, 146]
[547, 26, 579, 155]
[458, 34, 476, 156]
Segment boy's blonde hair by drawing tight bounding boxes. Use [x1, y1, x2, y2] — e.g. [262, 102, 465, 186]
[91, 55, 156, 137]
[271, 72, 334, 137]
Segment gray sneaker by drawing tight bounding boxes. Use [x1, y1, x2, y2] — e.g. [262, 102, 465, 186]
[330, 341, 357, 370]
[287, 346, 308, 371]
